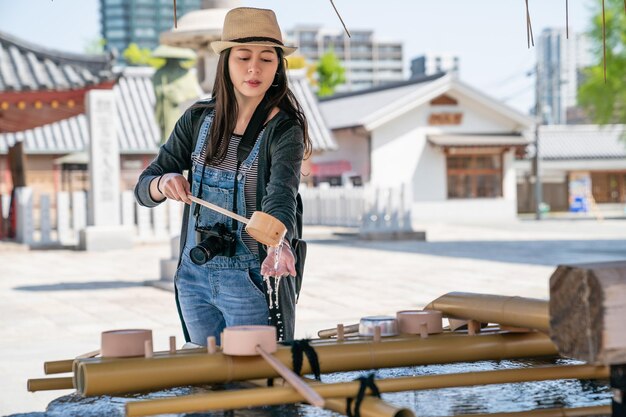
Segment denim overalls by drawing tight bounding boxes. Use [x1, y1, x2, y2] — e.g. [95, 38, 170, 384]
[175, 111, 270, 346]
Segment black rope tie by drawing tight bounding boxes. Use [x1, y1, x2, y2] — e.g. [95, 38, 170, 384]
[346, 373, 381, 417]
[280, 339, 322, 381]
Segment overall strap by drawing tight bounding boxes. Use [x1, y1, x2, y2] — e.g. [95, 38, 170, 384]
[231, 96, 272, 232]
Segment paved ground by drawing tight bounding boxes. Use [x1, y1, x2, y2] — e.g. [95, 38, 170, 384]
[2, 218, 626, 415]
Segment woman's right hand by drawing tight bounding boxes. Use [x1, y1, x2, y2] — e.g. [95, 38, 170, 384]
[155, 173, 192, 204]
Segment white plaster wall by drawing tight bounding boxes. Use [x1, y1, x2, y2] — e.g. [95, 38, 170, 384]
[370, 107, 428, 188]
[411, 130, 448, 201]
[451, 94, 525, 132]
[502, 150, 517, 202]
[312, 128, 370, 181]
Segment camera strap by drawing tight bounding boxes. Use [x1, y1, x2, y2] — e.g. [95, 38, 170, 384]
[193, 96, 271, 253]
[231, 96, 271, 232]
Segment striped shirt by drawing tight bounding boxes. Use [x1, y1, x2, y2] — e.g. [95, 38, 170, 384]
[193, 133, 259, 254]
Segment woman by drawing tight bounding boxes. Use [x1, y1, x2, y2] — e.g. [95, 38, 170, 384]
[134, 7, 311, 344]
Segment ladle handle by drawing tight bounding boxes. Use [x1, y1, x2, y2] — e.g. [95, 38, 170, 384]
[255, 345, 325, 408]
[318, 323, 359, 338]
[188, 195, 249, 225]
[75, 349, 100, 359]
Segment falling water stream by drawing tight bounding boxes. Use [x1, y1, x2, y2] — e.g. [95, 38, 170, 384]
[262, 238, 284, 311]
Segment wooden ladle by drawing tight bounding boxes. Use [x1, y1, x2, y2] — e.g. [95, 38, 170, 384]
[188, 195, 286, 247]
[222, 325, 325, 408]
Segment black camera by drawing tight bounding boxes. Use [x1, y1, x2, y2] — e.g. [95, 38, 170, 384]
[189, 223, 236, 265]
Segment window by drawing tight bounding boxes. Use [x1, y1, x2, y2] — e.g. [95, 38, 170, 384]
[447, 154, 503, 198]
[591, 172, 626, 203]
[104, 6, 125, 18]
[300, 31, 317, 42]
[106, 29, 127, 39]
[134, 28, 156, 38]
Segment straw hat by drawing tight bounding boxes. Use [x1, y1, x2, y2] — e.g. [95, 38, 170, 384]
[210, 7, 296, 56]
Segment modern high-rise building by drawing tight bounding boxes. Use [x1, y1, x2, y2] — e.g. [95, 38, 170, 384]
[286, 25, 403, 92]
[100, 0, 202, 59]
[536, 28, 593, 124]
[410, 53, 459, 78]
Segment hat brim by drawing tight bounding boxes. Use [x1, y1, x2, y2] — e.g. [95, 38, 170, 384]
[211, 40, 297, 56]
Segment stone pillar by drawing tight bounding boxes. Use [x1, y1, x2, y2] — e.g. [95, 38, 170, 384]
[14, 187, 33, 245]
[79, 90, 133, 251]
[39, 193, 52, 245]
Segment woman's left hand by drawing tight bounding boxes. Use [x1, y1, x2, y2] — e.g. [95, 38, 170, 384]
[261, 242, 296, 278]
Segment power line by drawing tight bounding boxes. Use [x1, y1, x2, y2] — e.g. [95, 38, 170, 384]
[499, 81, 535, 102]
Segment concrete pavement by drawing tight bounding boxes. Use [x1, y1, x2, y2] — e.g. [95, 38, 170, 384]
[2, 219, 626, 415]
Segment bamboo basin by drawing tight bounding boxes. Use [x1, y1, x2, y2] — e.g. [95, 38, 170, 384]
[101, 329, 152, 358]
[396, 310, 443, 335]
[222, 326, 277, 356]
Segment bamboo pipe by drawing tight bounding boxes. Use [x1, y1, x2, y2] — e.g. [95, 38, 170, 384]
[125, 364, 607, 417]
[46, 346, 207, 375]
[306, 377, 414, 417]
[325, 396, 414, 417]
[44, 359, 74, 375]
[44, 349, 99, 375]
[41, 329, 528, 385]
[127, 378, 413, 417]
[77, 332, 557, 396]
[453, 405, 611, 417]
[425, 292, 549, 332]
[46, 330, 487, 377]
[27, 376, 74, 392]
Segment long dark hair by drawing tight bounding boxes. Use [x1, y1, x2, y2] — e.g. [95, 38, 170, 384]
[194, 47, 311, 165]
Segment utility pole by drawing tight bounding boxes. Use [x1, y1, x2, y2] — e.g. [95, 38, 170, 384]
[533, 62, 543, 220]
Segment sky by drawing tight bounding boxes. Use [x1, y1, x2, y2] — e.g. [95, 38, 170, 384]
[0, 0, 598, 114]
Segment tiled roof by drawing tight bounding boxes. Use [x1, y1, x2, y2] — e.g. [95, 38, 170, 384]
[0, 68, 335, 154]
[539, 124, 626, 160]
[318, 74, 445, 130]
[0, 30, 116, 92]
[0, 67, 159, 154]
[288, 70, 337, 151]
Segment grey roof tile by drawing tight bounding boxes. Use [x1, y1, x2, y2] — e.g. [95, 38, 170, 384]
[539, 125, 626, 160]
[287, 70, 337, 151]
[0, 30, 115, 92]
[319, 74, 445, 129]
[0, 67, 335, 155]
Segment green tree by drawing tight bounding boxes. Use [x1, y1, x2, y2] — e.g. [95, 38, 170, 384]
[84, 38, 106, 55]
[316, 49, 345, 97]
[123, 43, 165, 68]
[578, 0, 626, 124]
[286, 55, 318, 87]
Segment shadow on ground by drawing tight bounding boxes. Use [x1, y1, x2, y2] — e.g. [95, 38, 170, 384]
[315, 238, 626, 266]
[13, 280, 148, 292]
